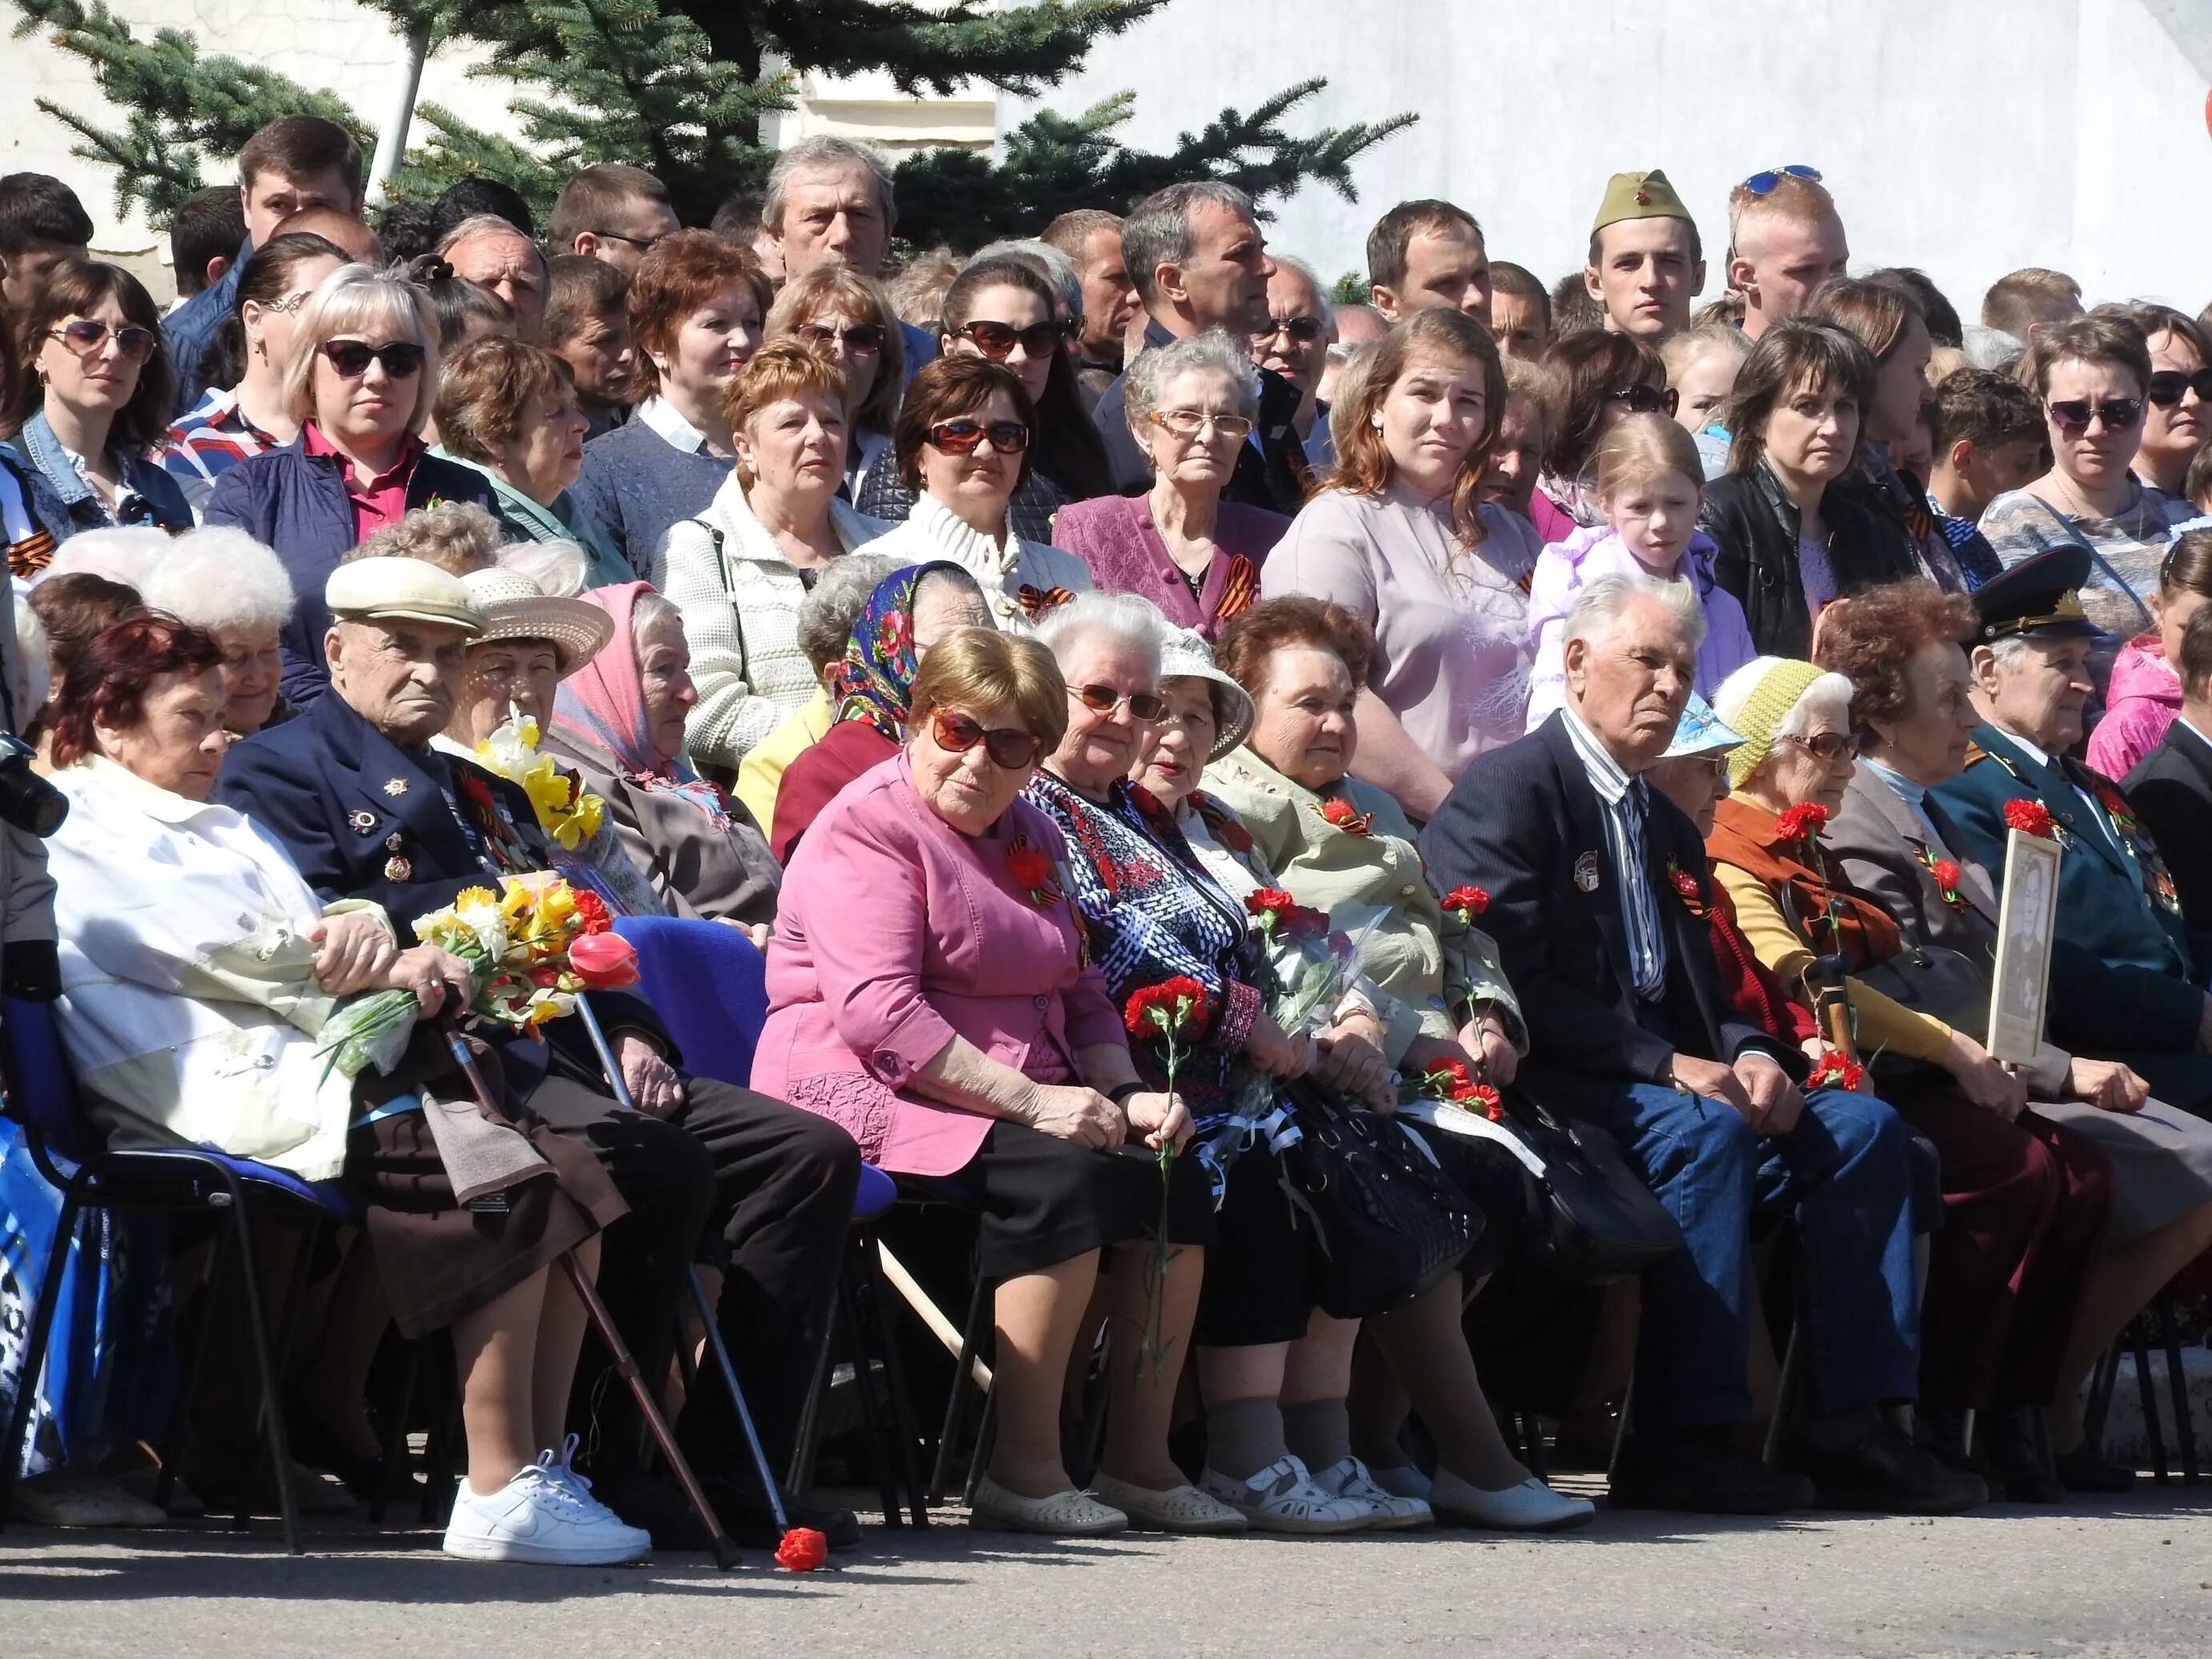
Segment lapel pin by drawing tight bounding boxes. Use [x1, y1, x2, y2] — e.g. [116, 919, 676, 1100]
[383, 777, 409, 797]
[1574, 850, 1602, 892]
[347, 809, 377, 836]
[385, 832, 404, 852]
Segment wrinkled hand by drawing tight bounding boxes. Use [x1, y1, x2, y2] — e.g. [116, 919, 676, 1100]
[1669, 1053, 1754, 1116]
[1316, 1024, 1395, 1113]
[715, 917, 774, 951]
[1024, 1082, 1126, 1149]
[389, 946, 474, 1019]
[1244, 1012, 1316, 1080]
[1124, 1089, 1192, 1153]
[1457, 1010, 1520, 1088]
[311, 910, 399, 998]
[1733, 1052, 1805, 1136]
[1945, 1030, 2027, 1120]
[2068, 1056, 2150, 1113]
[616, 1032, 687, 1117]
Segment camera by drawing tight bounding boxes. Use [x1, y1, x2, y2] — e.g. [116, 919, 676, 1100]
[0, 732, 67, 837]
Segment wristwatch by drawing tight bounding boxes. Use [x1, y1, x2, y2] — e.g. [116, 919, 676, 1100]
[1106, 1080, 1144, 1107]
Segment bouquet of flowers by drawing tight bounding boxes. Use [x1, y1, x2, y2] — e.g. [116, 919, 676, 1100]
[1243, 888, 1379, 1036]
[473, 707, 606, 852]
[315, 872, 638, 1080]
[1408, 1054, 1504, 1120]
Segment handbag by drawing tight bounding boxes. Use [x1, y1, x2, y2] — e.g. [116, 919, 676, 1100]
[1855, 942, 1990, 1032]
[1285, 1081, 1480, 1320]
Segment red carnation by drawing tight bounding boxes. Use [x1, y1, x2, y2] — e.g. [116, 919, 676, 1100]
[1773, 801, 1830, 844]
[2002, 798, 2055, 840]
[571, 888, 612, 936]
[1805, 1048, 1865, 1092]
[1441, 885, 1490, 920]
[774, 1525, 829, 1571]
[1124, 976, 1209, 1039]
[1317, 796, 1373, 836]
[1007, 836, 1063, 906]
[1932, 859, 1962, 891]
[1246, 888, 1298, 919]
[1469, 1082, 1504, 1120]
[1284, 904, 1328, 940]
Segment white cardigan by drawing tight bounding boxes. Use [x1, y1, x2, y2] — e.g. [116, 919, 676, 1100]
[861, 491, 1092, 633]
[655, 472, 889, 771]
[46, 758, 394, 1180]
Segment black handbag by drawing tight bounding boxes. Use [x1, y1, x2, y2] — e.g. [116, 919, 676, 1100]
[1285, 1082, 1481, 1320]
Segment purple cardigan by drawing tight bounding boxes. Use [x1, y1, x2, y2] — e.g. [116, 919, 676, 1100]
[1055, 493, 1289, 640]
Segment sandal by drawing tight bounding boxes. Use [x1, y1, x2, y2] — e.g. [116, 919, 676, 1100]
[1308, 1455, 1436, 1529]
[970, 1474, 1128, 1536]
[1090, 1472, 1248, 1533]
[1200, 1455, 1370, 1534]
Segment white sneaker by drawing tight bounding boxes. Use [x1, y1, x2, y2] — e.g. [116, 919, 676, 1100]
[443, 1455, 653, 1565]
[539, 1433, 617, 1518]
[1199, 1455, 1371, 1534]
[1308, 1455, 1436, 1529]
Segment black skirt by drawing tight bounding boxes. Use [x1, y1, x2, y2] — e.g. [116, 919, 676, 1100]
[1195, 1142, 1328, 1348]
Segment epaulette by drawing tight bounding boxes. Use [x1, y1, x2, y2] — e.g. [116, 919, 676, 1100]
[1961, 742, 1989, 767]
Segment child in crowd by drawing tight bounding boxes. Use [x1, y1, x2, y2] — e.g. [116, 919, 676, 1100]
[1661, 322, 1748, 479]
[1523, 413, 1756, 727]
[1925, 366, 2046, 525]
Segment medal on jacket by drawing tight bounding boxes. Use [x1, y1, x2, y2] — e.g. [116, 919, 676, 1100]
[384, 856, 412, 881]
[348, 809, 379, 836]
[1575, 850, 1601, 892]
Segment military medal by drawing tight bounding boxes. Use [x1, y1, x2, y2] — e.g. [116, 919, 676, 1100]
[1574, 851, 1601, 892]
[348, 809, 378, 835]
[384, 856, 412, 881]
[383, 777, 408, 797]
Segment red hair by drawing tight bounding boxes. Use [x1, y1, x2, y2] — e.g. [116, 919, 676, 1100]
[49, 616, 223, 768]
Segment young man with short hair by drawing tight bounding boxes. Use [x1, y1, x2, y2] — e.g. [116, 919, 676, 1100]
[545, 253, 637, 439]
[1040, 207, 1139, 399]
[0, 173, 93, 318]
[547, 163, 679, 274]
[167, 183, 248, 306]
[1366, 198, 1489, 324]
[1982, 268, 2085, 344]
[1584, 169, 1704, 339]
[1725, 168, 1848, 340]
[1487, 261, 1553, 359]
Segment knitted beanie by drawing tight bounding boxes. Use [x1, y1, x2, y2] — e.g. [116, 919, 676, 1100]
[1713, 657, 1827, 789]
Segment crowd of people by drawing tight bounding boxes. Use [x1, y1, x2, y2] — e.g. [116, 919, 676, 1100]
[2, 117, 2211, 1569]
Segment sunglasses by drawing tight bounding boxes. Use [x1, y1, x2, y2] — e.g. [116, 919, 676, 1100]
[932, 707, 1043, 771]
[319, 339, 427, 379]
[592, 229, 667, 251]
[1070, 683, 1168, 722]
[1148, 407, 1256, 442]
[2046, 397, 2143, 435]
[2146, 368, 2212, 407]
[1610, 383, 1680, 417]
[47, 319, 158, 363]
[954, 319, 1069, 359]
[1740, 163, 1822, 195]
[795, 321, 887, 353]
[1779, 730, 1859, 762]
[1254, 315, 1326, 345]
[928, 418, 1031, 455]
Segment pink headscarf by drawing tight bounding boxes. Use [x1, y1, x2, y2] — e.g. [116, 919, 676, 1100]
[551, 583, 730, 831]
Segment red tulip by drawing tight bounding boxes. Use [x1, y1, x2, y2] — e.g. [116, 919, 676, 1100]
[570, 931, 639, 990]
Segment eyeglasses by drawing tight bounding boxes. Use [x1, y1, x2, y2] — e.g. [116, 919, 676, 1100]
[954, 319, 1070, 359]
[1739, 163, 1822, 195]
[2146, 368, 2212, 407]
[794, 321, 887, 354]
[1253, 315, 1325, 345]
[319, 339, 427, 379]
[928, 419, 1031, 455]
[592, 230, 667, 251]
[46, 319, 157, 363]
[931, 708, 1043, 771]
[1609, 383, 1680, 418]
[1069, 683, 1168, 722]
[1147, 408, 1256, 442]
[1778, 730, 1859, 762]
[2046, 397, 2143, 435]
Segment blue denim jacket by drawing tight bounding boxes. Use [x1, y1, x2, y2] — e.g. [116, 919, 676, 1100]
[0, 408, 193, 541]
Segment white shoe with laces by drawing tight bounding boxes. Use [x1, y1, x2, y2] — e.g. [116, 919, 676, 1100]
[1308, 1455, 1436, 1529]
[443, 1449, 654, 1565]
[1199, 1455, 1371, 1534]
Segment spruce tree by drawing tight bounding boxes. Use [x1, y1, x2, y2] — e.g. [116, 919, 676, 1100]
[12, 0, 1415, 243]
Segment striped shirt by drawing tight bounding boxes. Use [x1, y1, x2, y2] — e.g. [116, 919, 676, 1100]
[1561, 707, 1669, 1001]
[159, 387, 280, 515]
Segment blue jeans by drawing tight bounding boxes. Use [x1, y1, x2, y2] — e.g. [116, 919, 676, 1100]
[1600, 1081, 1920, 1431]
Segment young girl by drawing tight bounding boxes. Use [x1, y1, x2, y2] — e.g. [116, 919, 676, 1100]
[2086, 529, 2212, 777]
[1523, 413, 1757, 728]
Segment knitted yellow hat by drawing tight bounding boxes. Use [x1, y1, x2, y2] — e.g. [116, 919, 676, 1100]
[1714, 658, 1827, 789]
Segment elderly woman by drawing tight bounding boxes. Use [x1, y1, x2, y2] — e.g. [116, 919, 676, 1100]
[764, 265, 905, 499]
[755, 626, 1214, 1537]
[655, 339, 890, 775]
[44, 613, 650, 1565]
[1261, 308, 1543, 819]
[431, 337, 627, 587]
[1055, 331, 1291, 640]
[1705, 653, 2118, 1501]
[769, 560, 994, 861]
[569, 231, 771, 575]
[203, 264, 499, 703]
[2096, 303, 2210, 507]
[134, 526, 296, 735]
[863, 356, 1092, 631]
[1816, 580, 2212, 1491]
[1529, 331, 1673, 543]
[1, 258, 191, 553]
[1700, 320, 1923, 659]
[856, 256, 1112, 539]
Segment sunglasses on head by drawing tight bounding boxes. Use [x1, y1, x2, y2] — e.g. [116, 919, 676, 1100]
[1069, 683, 1167, 722]
[954, 319, 1069, 359]
[1254, 314, 1325, 345]
[47, 319, 157, 363]
[1779, 730, 1858, 762]
[319, 339, 427, 379]
[795, 321, 887, 353]
[1740, 163, 1822, 195]
[2146, 368, 2212, 407]
[2046, 397, 2143, 435]
[928, 418, 1031, 455]
[1610, 383, 1680, 418]
[931, 708, 1043, 770]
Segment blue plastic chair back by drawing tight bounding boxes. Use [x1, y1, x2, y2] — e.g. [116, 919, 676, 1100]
[612, 915, 769, 1088]
[3, 996, 98, 1161]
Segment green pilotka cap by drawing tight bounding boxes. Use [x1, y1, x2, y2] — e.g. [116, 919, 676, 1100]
[1593, 169, 1693, 234]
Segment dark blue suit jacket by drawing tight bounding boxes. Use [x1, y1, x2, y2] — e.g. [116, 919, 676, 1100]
[2125, 719, 2212, 934]
[1933, 722, 2206, 1056]
[1418, 712, 1785, 1121]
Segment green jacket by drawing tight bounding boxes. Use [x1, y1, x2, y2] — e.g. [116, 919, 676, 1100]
[431, 447, 632, 589]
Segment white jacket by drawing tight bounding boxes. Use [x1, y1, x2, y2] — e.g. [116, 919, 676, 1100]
[861, 491, 1092, 634]
[47, 757, 392, 1180]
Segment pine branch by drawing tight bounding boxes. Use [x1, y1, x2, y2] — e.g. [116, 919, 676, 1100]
[744, 1, 1168, 95]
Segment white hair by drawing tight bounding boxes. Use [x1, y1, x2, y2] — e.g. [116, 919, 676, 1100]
[137, 527, 298, 635]
[968, 238, 1084, 323]
[1562, 572, 1708, 655]
[1270, 254, 1336, 330]
[1123, 330, 1263, 433]
[1984, 634, 2038, 673]
[41, 527, 170, 591]
[1035, 591, 1173, 678]
[794, 551, 904, 672]
[765, 135, 896, 234]
[13, 602, 48, 725]
[437, 212, 545, 270]
[496, 539, 588, 599]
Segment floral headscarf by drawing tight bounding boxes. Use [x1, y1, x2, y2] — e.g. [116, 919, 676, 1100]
[550, 581, 730, 826]
[833, 560, 968, 743]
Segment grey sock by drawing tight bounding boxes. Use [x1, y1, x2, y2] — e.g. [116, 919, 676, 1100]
[1282, 1398, 1353, 1472]
[1205, 1397, 1288, 1481]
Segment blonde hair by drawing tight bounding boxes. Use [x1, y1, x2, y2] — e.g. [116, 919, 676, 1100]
[1727, 171, 1838, 250]
[279, 262, 439, 433]
[1594, 412, 1705, 501]
[1660, 321, 1747, 383]
[348, 501, 504, 574]
[908, 626, 1068, 752]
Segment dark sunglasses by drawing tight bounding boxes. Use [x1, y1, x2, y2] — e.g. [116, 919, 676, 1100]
[1070, 683, 1167, 722]
[1254, 315, 1326, 345]
[2046, 396, 2143, 435]
[591, 229, 666, 251]
[48, 319, 157, 363]
[320, 339, 427, 379]
[1740, 163, 1822, 194]
[955, 319, 1069, 359]
[2146, 368, 2212, 407]
[928, 418, 1031, 455]
[1779, 730, 1859, 762]
[1610, 383, 1679, 417]
[795, 321, 887, 353]
[932, 708, 1043, 771]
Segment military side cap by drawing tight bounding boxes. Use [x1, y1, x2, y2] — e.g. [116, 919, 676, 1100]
[326, 558, 485, 635]
[1973, 546, 2098, 643]
[1593, 169, 1693, 234]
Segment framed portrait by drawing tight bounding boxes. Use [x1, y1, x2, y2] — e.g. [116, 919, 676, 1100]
[1987, 827, 2062, 1065]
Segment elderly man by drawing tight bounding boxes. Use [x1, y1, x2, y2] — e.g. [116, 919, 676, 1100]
[1090, 181, 1306, 511]
[1424, 575, 1975, 1517]
[1317, 302, 1387, 405]
[1040, 207, 1140, 401]
[441, 214, 549, 342]
[760, 134, 934, 374]
[1936, 549, 2212, 1111]
[218, 551, 864, 1548]
[1583, 169, 1705, 339]
[1367, 198, 1490, 325]
[547, 162, 679, 274]
[1726, 168, 1849, 341]
[1252, 255, 1336, 467]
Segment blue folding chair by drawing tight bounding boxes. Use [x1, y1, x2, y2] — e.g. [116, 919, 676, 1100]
[0, 996, 351, 1553]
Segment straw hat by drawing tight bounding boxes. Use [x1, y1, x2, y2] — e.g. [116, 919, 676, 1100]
[458, 567, 615, 675]
[1157, 627, 1254, 761]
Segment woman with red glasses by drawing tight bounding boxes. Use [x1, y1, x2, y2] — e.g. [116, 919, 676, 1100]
[203, 263, 496, 703]
[0, 257, 192, 559]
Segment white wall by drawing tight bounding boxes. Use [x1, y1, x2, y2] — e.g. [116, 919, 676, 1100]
[1000, 0, 2212, 318]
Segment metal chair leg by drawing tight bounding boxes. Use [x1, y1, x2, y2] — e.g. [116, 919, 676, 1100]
[2132, 1318, 2168, 1485]
[0, 1188, 85, 1533]
[855, 1233, 929, 1528]
[835, 1265, 903, 1529]
[931, 1269, 992, 1504]
[785, 1285, 839, 1497]
[2158, 1291, 2198, 1485]
[419, 1346, 463, 1528]
[369, 1339, 423, 1527]
[1761, 1323, 1805, 1468]
[222, 1182, 303, 1553]
[2084, 1339, 2124, 1459]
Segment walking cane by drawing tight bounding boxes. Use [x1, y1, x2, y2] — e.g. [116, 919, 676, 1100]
[435, 1016, 740, 1569]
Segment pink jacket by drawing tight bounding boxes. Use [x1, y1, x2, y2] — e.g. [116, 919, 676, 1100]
[751, 752, 1126, 1176]
[1053, 492, 1288, 640]
[2086, 636, 2182, 779]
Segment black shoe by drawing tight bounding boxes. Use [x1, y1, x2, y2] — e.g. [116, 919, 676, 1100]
[1986, 1406, 2064, 1504]
[1795, 1419, 1987, 1514]
[284, 1413, 423, 1505]
[699, 1473, 862, 1549]
[2054, 1443, 2136, 1494]
[1608, 1430, 1816, 1515]
[591, 1471, 727, 1553]
[1914, 1405, 1979, 1475]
